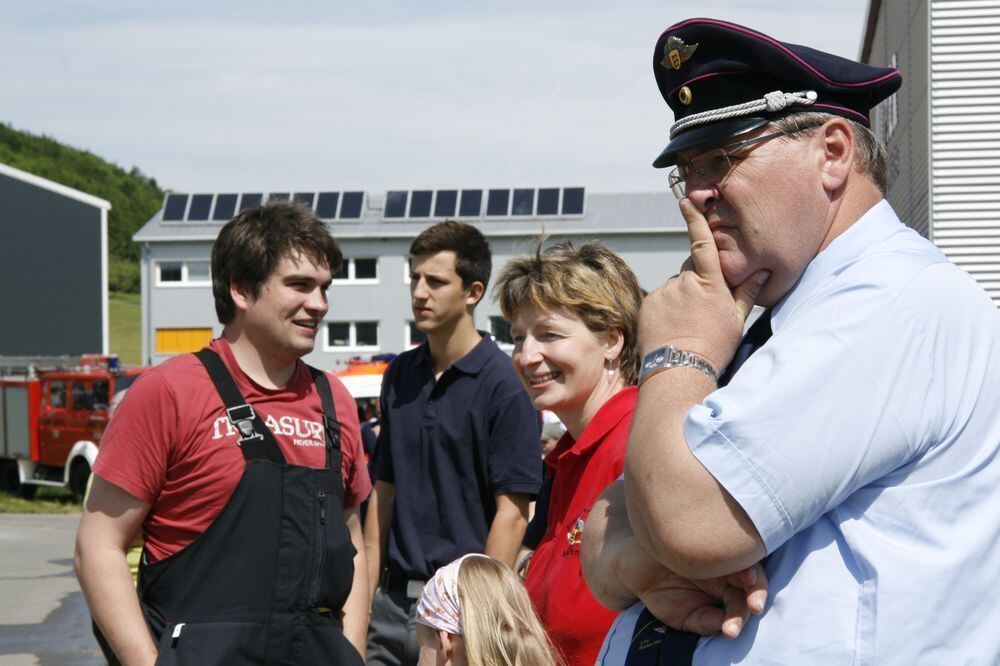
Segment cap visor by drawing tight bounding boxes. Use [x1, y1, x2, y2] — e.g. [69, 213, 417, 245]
[652, 117, 770, 168]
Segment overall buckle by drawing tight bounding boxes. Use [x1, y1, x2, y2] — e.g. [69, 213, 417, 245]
[226, 404, 262, 442]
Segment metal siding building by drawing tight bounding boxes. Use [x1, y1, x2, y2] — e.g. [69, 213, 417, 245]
[0, 162, 111, 356]
[863, 0, 1000, 304]
[134, 189, 689, 369]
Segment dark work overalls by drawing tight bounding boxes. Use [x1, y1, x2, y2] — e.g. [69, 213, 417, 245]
[137, 349, 362, 665]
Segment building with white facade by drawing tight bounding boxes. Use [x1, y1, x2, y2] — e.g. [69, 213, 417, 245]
[133, 187, 689, 369]
[862, 0, 1000, 305]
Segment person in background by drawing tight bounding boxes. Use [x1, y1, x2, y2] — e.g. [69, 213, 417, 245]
[76, 202, 371, 664]
[494, 241, 706, 664]
[364, 220, 542, 665]
[415, 555, 561, 666]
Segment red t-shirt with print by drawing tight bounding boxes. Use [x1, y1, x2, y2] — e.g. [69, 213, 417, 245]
[94, 338, 372, 562]
[524, 387, 636, 666]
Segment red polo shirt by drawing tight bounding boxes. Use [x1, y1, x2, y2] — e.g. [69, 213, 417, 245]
[524, 387, 636, 665]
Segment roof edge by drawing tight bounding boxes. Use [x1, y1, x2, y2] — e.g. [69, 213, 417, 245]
[859, 0, 883, 63]
[0, 161, 112, 210]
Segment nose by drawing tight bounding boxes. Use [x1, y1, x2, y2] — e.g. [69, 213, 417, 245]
[684, 179, 718, 212]
[411, 277, 429, 301]
[305, 285, 328, 316]
[516, 336, 543, 370]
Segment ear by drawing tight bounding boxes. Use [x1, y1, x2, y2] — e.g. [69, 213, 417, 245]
[602, 326, 626, 364]
[818, 118, 854, 193]
[465, 281, 485, 308]
[229, 281, 254, 314]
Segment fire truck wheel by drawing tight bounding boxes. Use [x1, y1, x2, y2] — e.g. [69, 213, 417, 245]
[69, 460, 91, 504]
[1, 462, 36, 499]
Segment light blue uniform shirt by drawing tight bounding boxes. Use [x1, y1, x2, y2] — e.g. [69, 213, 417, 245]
[599, 201, 1000, 664]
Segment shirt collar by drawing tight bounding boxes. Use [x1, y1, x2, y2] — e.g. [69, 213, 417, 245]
[417, 332, 494, 376]
[546, 386, 637, 471]
[771, 199, 900, 332]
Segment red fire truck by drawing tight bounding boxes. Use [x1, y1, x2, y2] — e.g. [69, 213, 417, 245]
[0, 355, 145, 501]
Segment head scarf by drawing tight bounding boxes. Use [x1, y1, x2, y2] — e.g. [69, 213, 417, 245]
[415, 553, 490, 635]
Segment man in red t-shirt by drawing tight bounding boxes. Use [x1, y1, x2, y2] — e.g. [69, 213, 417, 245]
[76, 202, 372, 664]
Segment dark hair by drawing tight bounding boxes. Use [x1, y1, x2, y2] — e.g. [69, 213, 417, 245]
[494, 241, 644, 385]
[212, 202, 343, 324]
[410, 220, 492, 291]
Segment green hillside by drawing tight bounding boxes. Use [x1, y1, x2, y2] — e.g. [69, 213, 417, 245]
[0, 122, 164, 293]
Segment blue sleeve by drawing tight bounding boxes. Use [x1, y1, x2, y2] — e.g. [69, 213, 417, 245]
[372, 359, 396, 484]
[486, 382, 543, 497]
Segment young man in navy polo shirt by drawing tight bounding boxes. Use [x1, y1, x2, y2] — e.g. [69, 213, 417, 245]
[363, 220, 542, 666]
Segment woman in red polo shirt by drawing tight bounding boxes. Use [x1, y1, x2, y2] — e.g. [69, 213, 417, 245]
[494, 241, 644, 665]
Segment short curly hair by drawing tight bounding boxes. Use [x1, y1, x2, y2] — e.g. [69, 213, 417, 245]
[494, 241, 643, 385]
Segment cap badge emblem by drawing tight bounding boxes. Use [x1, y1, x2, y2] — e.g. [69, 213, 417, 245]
[678, 86, 693, 105]
[662, 36, 698, 70]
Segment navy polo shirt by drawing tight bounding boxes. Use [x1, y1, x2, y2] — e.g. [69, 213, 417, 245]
[375, 333, 542, 580]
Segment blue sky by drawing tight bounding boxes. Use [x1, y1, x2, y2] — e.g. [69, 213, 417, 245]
[1, 1, 871, 194]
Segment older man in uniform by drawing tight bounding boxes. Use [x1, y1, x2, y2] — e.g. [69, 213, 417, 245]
[584, 18, 1000, 664]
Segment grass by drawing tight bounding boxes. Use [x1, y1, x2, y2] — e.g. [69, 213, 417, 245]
[110, 291, 142, 366]
[0, 486, 81, 514]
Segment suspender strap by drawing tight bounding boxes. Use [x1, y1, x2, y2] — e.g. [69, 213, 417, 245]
[307, 366, 342, 469]
[195, 349, 286, 464]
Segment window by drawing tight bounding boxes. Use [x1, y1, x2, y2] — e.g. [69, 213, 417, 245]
[332, 258, 379, 283]
[435, 190, 458, 217]
[188, 194, 213, 221]
[48, 381, 66, 409]
[562, 187, 585, 215]
[459, 190, 482, 217]
[155, 328, 214, 354]
[407, 321, 428, 348]
[490, 316, 513, 346]
[162, 194, 188, 221]
[385, 191, 408, 218]
[293, 192, 315, 208]
[156, 260, 211, 286]
[239, 193, 263, 212]
[326, 321, 380, 350]
[409, 191, 433, 218]
[340, 192, 364, 219]
[213, 193, 238, 220]
[71, 381, 93, 410]
[537, 188, 559, 215]
[486, 189, 510, 216]
[315, 192, 340, 218]
[512, 189, 534, 216]
[268, 192, 290, 203]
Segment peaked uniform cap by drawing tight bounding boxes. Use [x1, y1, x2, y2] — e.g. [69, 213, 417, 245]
[652, 18, 902, 167]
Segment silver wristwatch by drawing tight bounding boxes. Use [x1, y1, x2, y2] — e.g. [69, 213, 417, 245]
[638, 345, 718, 387]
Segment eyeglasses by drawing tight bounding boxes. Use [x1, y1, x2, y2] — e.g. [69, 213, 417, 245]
[667, 130, 789, 199]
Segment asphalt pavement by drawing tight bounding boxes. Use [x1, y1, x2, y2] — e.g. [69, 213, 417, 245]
[0, 514, 105, 665]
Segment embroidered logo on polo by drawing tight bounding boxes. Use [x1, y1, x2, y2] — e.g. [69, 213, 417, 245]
[211, 414, 325, 448]
[567, 517, 585, 546]
[661, 36, 697, 70]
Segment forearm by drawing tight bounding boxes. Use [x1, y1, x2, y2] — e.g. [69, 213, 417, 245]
[363, 481, 393, 595]
[581, 480, 651, 610]
[75, 537, 156, 665]
[342, 508, 369, 658]
[485, 495, 530, 566]
[625, 368, 763, 578]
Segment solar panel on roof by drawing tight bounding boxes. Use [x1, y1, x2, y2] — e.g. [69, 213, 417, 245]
[163, 194, 189, 221]
[239, 193, 263, 211]
[410, 191, 432, 218]
[188, 194, 213, 221]
[459, 190, 482, 217]
[435, 190, 458, 217]
[340, 192, 364, 219]
[214, 194, 238, 220]
[486, 189, 510, 216]
[562, 187, 585, 215]
[385, 191, 407, 218]
[512, 189, 534, 216]
[315, 192, 339, 218]
[537, 188, 559, 216]
[294, 192, 315, 208]
[268, 193, 290, 203]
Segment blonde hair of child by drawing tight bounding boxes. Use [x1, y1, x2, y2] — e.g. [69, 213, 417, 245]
[457, 556, 563, 666]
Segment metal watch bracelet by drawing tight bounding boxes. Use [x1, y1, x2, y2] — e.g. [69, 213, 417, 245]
[637, 345, 718, 387]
